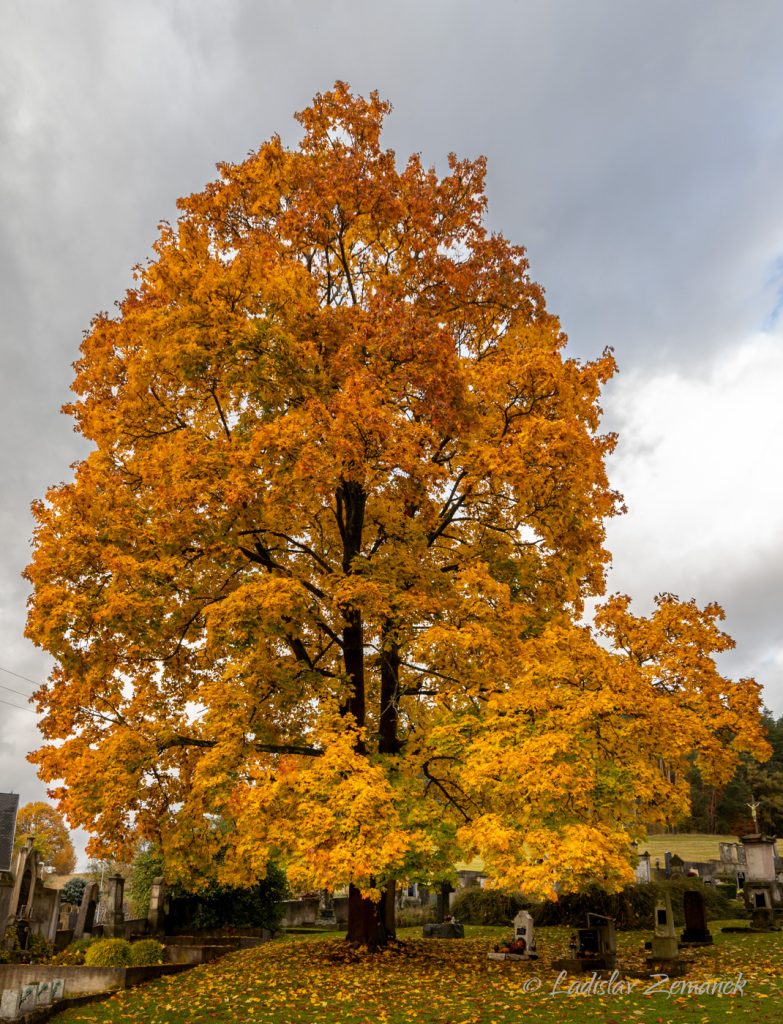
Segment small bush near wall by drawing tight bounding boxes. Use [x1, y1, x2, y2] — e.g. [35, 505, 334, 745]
[0, 928, 54, 964]
[51, 937, 94, 965]
[129, 939, 165, 966]
[85, 938, 132, 967]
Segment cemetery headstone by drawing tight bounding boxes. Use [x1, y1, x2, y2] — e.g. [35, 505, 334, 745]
[635, 851, 651, 884]
[35, 982, 52, 1006]
[0, 989, 22, 1021]
[0, 874, 13, 936]
[552, 913, 616, 973]
[650, 893, 678, 960]
[73, 881, 99, 939]
[680, 890, 713, 945]
[513, 909, 537, 956]
[18, 984, 37, 1016]
[487, 909, 538, 961]
[315, 889, 338, 929]
[50, 979, 65, 1002]
[422, 916, 464, 939]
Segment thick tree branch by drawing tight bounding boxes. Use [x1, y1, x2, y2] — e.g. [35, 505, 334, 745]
[158, 735, 323, 757]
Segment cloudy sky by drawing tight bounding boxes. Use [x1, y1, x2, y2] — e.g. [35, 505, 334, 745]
[2, 0, 782, 863]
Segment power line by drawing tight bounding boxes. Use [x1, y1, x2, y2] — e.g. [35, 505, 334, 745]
[0, 663, 128, 728]
[0, 696, 37, 715]
[0, 664, 42, 689]
[0, 682, 33, 701]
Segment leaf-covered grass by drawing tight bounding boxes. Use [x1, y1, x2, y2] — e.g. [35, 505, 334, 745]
[51, 922, 782, 1024]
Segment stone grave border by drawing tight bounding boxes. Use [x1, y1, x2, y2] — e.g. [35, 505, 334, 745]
[0, 933, 269, 1021]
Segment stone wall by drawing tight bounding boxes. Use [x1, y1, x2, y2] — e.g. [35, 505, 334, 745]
[277, 897, 348, 928]
[0, 963, 190, 999]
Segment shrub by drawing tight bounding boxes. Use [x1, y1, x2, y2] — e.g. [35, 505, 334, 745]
[52, 937, 93, 966]
[127, 847, 164, 918]
[0, 927, 22, 964]
[449, 888, 528, 925]
[169, 862, 289, 932]
[533, 879, 743, 929]
[61, 877, 87, 906]
[84, 938, 132, 967]
[0, 928, 53, 964]
[129, 939, 165, 966]
[395, 906, 437, 928]
[26, 934, 54, 963]
[716, 881, 737, 900]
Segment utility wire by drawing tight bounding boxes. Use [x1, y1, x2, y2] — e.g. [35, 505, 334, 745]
[0, 664, 122, 727]
[0, 682, 34, 700]
[0, 664, 41, 688]
[0, 696, 37, 715]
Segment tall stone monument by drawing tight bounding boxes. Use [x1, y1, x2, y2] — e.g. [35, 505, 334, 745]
[147, 876, 166, 935]
[740, 834, 781, 929]
[0, 794, 19, 873]
[102, 874, 126, 938]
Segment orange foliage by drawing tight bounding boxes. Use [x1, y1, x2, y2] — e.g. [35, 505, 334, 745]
[25, 84, 769, 901]
[14, 801, 76, 874]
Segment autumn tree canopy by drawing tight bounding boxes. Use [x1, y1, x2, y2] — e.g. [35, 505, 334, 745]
[26, 83, 769, 944]
[14, 801, 76, 875]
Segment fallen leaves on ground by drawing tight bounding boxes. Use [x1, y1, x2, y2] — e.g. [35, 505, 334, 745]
[50, 922, 783, 1024]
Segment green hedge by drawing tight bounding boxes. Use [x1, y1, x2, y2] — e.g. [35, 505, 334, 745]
[533, 879, 742, 929]
[52, 937, 94, 966]
[449, 888, 528, 925]
[129, 939, 165, 966]
[84, 939, 132, 967]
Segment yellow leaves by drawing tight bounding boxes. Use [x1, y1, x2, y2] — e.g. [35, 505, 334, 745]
[217, 726, 430, 893]
[204, 577, 311, 642]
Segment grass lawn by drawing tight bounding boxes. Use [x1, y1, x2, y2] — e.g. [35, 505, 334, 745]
[638, 835, 740, 863]
[50, 921, 782, 1024]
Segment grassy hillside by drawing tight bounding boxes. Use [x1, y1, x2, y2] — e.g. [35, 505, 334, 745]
[639, 833, 740, 863]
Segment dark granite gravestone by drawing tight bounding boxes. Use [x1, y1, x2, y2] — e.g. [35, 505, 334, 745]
[680, 890, 713, 945]
[422, 919, 464, 939]
[0, 793, 19, 872]
[552, 913, 617, 973]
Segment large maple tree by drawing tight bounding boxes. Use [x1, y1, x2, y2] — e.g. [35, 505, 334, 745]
[26, 84, 768, 946]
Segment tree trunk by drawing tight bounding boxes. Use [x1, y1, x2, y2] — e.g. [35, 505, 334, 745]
[379, 621, 401, 755]
[337, 483, 398, 948]
[436, 881, 453, 924]
[346, 881, 396, 948]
